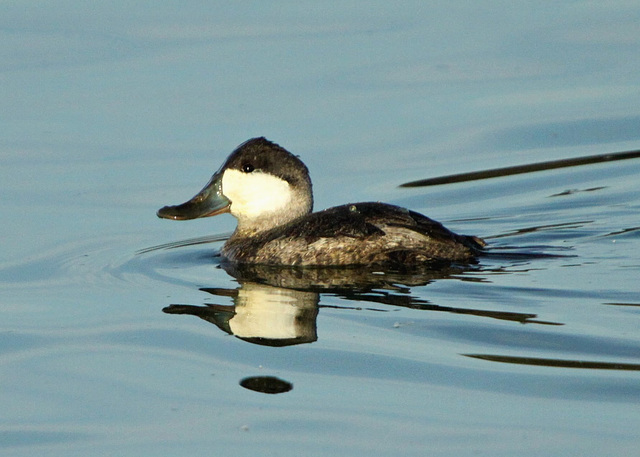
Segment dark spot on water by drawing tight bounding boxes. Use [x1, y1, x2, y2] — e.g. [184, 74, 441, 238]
[240, 376, 294, 394]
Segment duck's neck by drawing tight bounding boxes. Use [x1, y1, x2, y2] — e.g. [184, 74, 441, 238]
[232, 191, 313, 237]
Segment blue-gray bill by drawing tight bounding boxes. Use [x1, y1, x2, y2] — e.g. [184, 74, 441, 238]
[157, 172, 230, 220]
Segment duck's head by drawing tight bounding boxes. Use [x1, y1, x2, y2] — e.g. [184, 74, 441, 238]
[157, 138, 313, 234]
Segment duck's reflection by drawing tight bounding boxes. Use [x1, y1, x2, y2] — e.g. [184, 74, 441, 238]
[165, 281, 318, 347]
[163, 262, 557, 348]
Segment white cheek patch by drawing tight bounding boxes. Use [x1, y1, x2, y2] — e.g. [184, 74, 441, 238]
[221, 169, 291, 219]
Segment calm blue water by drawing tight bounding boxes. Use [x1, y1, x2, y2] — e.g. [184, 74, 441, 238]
[2, 2, 640, 456]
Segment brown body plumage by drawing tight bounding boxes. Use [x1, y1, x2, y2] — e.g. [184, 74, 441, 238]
[222, 202, 484, 266]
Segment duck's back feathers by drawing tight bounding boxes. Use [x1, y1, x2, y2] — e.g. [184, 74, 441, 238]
[222, 202, 484, 266]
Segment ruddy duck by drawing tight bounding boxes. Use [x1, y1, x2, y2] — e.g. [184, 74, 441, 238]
[157, 138, 485, 266]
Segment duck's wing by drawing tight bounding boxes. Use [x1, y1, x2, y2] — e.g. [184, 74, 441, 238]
[272, 202, 484, 250]
[350, 202, 485, 249]
[272, 203, 386, 239]
[375, 203, 486, 250]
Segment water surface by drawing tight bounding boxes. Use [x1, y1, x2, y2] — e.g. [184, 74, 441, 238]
[2, 2, 640, 456]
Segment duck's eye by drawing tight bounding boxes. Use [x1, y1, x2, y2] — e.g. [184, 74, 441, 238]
[242, 164, 255, 173]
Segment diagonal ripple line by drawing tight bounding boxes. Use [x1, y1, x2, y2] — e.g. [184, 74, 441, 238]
[399, 149, 640, 187]
[464, 354, 640, 370]
[136, 233, 231, 255]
